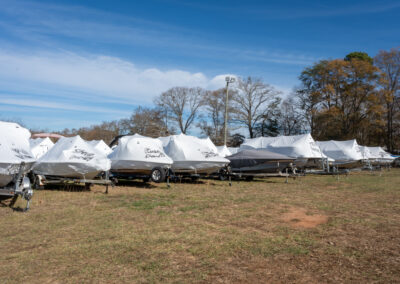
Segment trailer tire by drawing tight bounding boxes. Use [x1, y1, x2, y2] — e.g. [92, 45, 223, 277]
[245, 176, 254, 181]
[151, 167, 166, 183]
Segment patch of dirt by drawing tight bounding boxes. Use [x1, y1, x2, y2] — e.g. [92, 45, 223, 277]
[281, 207, 328, 228]
[325, 185, 339, 190]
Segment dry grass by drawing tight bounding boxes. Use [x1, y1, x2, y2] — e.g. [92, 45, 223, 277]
[1, 169, 400, 283]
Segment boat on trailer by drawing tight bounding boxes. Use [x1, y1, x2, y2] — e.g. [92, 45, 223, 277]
[29, 137, 54, 159]
[226, 149, 296, 176]
[317, 140, 365, 169]
[160, 134, 230, 175]
[240, 134, 327, 169]
[33, 136, 111, 179]
[109, 134, 173, 183]
[365, 146, 395, 166]
[0, 121, 35, 210]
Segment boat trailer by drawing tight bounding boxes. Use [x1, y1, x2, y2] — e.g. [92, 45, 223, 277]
[0, 163, 33, 211]
[34, 171, 113, 193]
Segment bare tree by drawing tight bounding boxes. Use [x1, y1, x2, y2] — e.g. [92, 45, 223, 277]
[375, 48, 400, 152]
[231, 77, 281, 138]
[155, 87, 206, 134]
[59, 120, 122, 144]
[119, 106, 170, 138]
[279, 97, 306, 135]
[198, 88, 236, 144]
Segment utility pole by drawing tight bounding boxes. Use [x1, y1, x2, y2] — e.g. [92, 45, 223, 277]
[224, 76, 235, 145]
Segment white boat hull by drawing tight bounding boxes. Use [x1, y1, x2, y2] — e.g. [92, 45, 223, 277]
[0, 174, 13, 187]
[369, 159, 393, 166]
[33, 162, 105, 179]
[0, 162, 34, 187]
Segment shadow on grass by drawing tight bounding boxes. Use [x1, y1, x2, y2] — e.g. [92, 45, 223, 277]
[115, 180, 158, 189]
[169, 178, 207, 185]
[228, 178, 289, 184]
[0, 200, 11, 207]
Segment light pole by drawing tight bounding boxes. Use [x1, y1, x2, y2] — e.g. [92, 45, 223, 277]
[224, 76, 235, 145]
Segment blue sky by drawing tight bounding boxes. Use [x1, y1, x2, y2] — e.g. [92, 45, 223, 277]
[0, 0, 399, 131]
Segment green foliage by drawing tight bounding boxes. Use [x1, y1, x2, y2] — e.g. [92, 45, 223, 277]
[255, 118, 280, 137]
[296, 57, 383, 144]
[345, 51, 373, 64]
[229, 133, 245, 147]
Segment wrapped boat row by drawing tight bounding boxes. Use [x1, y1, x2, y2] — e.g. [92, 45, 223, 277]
[1, 120, 397, 210]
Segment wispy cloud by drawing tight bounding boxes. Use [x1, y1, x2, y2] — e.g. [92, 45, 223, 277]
[0, 0, 318, 66]
[163, 0, 400, 19]
[0, 95, 131, 115]
[0, 0, 321, 130]
[0, 50, 233, 104]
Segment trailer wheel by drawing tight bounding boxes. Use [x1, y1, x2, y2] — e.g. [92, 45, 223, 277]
[191, 175, 200, 182]
[151, 167, 166, 183]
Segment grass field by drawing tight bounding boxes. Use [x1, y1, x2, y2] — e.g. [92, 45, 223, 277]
[1, 169, 400, 283]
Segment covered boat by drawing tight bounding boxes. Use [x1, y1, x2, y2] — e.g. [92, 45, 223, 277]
[30, 137, 54, 159]
[317, 140, 365, 168]
[228, 147, 240, 155]
[33, 136, 111, 179]
[0, 121, 35, 187]
[227, 149, 295, 174]
[240, 134, 326, 169]
[216, 145, 232, 157]
[366, 146, 395, 165]
[88, 140, 112, 156]
[109, 134, 173, 182]
[160, 134, 230, 174]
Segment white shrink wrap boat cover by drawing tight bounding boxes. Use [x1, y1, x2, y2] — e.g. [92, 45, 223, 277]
[216, 145, 232, 157]
[359, 146, 374, 160]
[108, 134, 173, 170]
[367, 146, 395, 162]
[160, 134, 229, 171]
[0, 121, 36, 186]
[228, 147, 240, 155]
[89, 140, 112, 156]
[30, 137, 54, 159]
[33, 136, 111, 178]
[240, 134, 325, 159]
[316, 140, 364, 162]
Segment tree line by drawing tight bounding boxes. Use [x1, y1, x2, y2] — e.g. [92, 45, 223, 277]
[43, 47, 399, 152]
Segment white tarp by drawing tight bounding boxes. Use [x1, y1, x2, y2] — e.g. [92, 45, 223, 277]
[240, 134, 325, 159]
[33, 135, 111, 178]
[0, 121, 35, 186]
[30, 137, 54, 159]
[160, 134, 229, 173]
[88, 140, 112, 156]
[162, 134, 228, 162]
[228, 147, 240, 155]
[216, 145, 232, 157]
[109, 134, 173, 171]
[359, 146, 374, 160]
[316, 140, 364, 162]
[367, 146, 395, 162]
